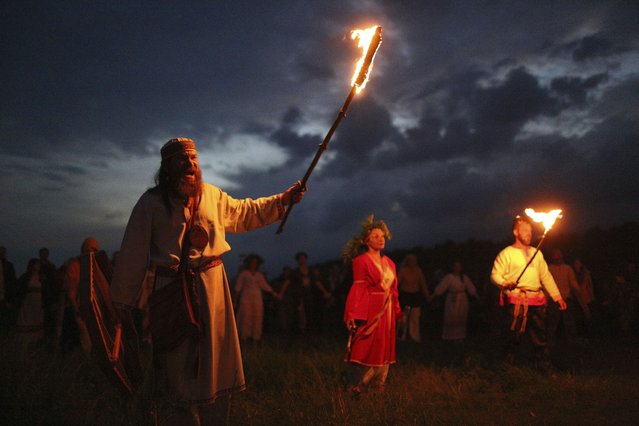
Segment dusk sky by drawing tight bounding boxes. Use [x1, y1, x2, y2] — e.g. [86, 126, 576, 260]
[2, 1, 638, 277]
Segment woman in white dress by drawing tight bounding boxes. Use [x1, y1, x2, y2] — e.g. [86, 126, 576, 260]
[431, 259, 478, 341]
[234, 254, 279, 342]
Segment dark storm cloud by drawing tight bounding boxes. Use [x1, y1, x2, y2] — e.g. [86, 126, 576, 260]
[332, 97, 397, 155]
[403, 115, 445, 161]
[59, 165, 88, 176]
[565, 2, 639, 62]
[472, 67, 556, 135]
[581, 115, 639, 202]
[550, 2, 639, 62]
[34, 163, 89, 187]
[37, 185, 66, 193]
[41, 172, 73, 185]
[571, 34, 615, 62]
[485, 112, 639, 231]
[1, 1, 348, 157]
[269, 107, 322, 159]
[322, 97, 401, 178]
[265, 97, 401, 178]
[382, 66, 560, 167]
[290, 53, 336, 82]
[550, 73, 609, 106]
[315, 183, 383, 234]
[102, 211, 128, 222]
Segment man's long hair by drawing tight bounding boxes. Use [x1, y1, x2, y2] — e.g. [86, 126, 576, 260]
[152, 159, 174, 215]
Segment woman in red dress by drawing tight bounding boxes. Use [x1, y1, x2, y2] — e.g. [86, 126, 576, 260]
[342, 215, 402, 394]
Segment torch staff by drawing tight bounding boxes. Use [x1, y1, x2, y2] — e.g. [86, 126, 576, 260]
[276, 86, 358, 234]
[345, 323, 357, 362]
[276, 25, 382, 234]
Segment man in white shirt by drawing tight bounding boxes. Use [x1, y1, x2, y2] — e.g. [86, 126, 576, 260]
[491, 215, 566, 375]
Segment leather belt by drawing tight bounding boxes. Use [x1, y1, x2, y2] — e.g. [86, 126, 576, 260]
[155, 257, 222, 278]
[192, 257, 223, 272]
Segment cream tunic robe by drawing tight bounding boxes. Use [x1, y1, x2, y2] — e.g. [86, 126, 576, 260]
[110, 183, 284, 404]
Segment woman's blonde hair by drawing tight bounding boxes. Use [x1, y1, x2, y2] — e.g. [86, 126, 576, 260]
[341, 214, 392, 262]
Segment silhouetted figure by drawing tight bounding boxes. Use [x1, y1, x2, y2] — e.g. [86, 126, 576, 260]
[397, 254, 429, 343]
[291, 251, 312, 334]
[573, 258, 595, 338]
[431, 259, 478, 342]
[60, 237, 99, 354]
[548, 248, 581, 344]
[39, 247, 60, 348]
[274, 266, 296, 334]
[611, 262, 638, 337]
[0, 246, 18, 336]
[308, 267, 331, 334]
[15, 258, 44, 344]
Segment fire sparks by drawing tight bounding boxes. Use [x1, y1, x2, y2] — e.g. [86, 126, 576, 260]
[350, 25, 382, 93]
[525, 208, 563, 233]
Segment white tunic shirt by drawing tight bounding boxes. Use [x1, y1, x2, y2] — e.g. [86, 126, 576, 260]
[491, 245, 561, 301]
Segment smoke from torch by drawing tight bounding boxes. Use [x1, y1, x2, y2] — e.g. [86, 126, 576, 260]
[276, 25, 383, 234]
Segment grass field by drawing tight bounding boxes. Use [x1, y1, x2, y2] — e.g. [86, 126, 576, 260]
[2, 327, 638, 425]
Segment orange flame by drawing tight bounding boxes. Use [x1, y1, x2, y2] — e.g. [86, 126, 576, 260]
[350, 25, 382, 94]
[524, 208, 563, 233]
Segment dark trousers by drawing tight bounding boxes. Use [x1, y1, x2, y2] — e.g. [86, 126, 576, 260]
[502, 303, 552, 371]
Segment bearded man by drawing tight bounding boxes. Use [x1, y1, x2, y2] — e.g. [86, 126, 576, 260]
[110, 137, 304, 425]
[490, 215, 566, 375]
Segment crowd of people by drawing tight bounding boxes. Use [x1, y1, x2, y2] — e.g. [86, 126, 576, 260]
[1, 239, 637, 353]
[0, 241, 96, 351]
[1, 241, 637, 355]
[231, 253, 638, 350]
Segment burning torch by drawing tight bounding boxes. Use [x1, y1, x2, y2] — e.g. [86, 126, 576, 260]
[276, 25, 383, 234]
[514, 208, 563, 284]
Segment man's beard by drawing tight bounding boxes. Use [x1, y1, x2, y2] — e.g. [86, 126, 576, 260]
[518, 235, 532, 246]
[170, 167, 203, 199]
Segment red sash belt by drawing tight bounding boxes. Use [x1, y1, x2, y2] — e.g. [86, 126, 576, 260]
[507, 291, 546, 334]
[507, 292, 546, 306]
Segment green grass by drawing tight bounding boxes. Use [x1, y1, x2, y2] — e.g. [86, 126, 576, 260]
[1, 331, 638, 425]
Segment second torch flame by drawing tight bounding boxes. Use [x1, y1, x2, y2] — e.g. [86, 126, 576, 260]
[351, 25, 383, 93]
[525, 208, 563, 234]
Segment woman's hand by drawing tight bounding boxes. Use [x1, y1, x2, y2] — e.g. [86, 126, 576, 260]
[345, 318, 357, 331]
